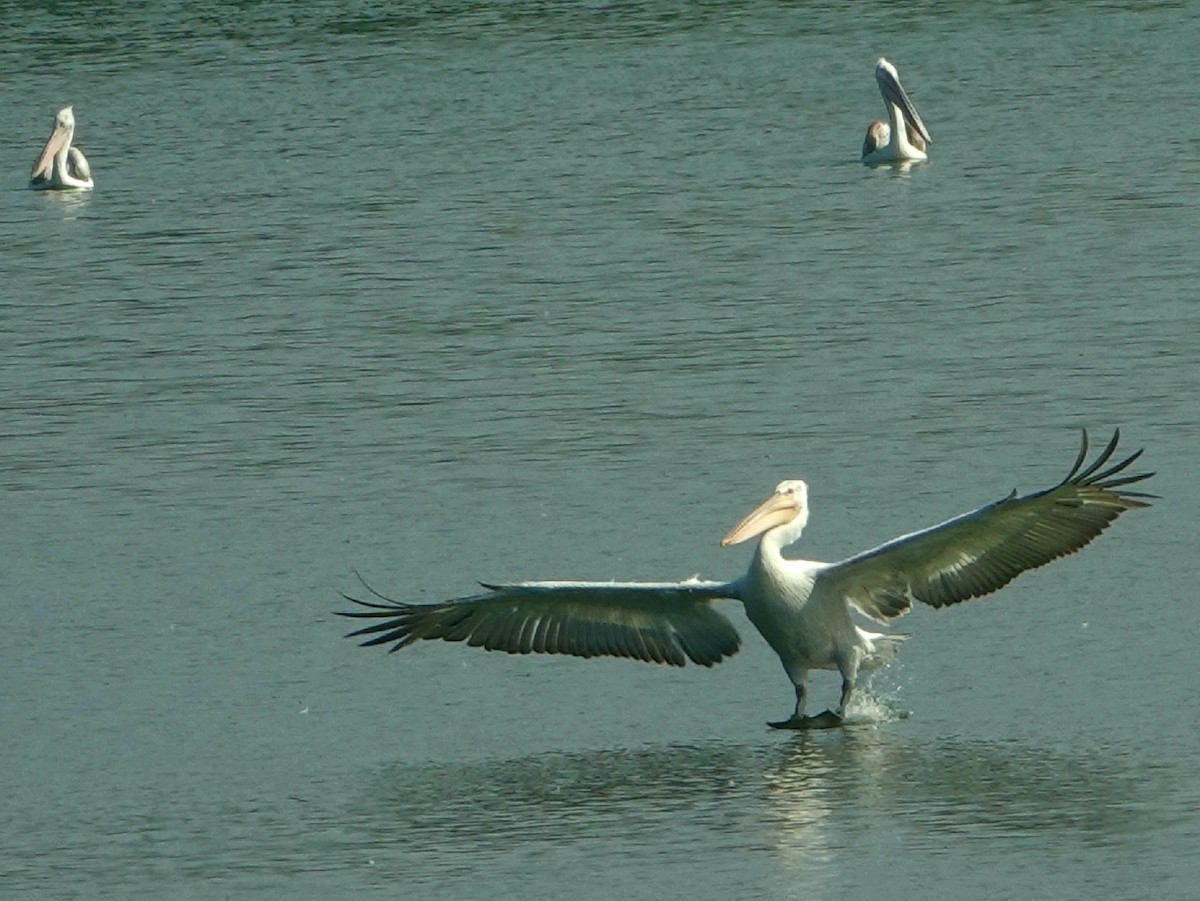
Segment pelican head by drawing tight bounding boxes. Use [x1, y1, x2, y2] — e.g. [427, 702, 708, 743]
[862, 57, 931, 164]
[30, 105, 94, 190]
[720, 480, 810, 548]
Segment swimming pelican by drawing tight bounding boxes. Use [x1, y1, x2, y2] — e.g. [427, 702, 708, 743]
[862, 57, 932, 164]
[338, 431, 1152, 728]
[30, 106, 94, 190]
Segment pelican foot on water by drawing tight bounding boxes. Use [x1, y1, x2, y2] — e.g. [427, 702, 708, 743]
[769, 710, 844, 730]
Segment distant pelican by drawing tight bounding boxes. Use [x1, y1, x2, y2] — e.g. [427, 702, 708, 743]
[30, 106, 94, 190]
[338, 431, 1153, 729]
[862, 58, 931, 164]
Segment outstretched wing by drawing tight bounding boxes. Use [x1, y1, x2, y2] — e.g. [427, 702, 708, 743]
[337, 579, 744, 667]
[818, 430, 1154, 623]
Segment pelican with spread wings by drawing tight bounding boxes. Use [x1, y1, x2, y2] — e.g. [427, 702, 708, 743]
[338, 431, 1153, 728]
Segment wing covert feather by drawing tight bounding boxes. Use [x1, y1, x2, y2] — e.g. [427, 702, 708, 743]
[820, 430, 1154, 621]
[337, 579, 743, 667]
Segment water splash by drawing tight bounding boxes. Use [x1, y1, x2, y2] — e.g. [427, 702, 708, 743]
[842, 688, 910, 726]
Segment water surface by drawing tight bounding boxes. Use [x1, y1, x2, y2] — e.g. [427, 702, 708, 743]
[2, 2, 1198, 898]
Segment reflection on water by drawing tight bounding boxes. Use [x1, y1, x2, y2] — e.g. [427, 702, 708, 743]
[862, 159, 924, 177]
[762, 732, 1155, 857]
[348, 731, 1160, 885]
[34, 188, 93, 220]
[0, 729, 1177, 896]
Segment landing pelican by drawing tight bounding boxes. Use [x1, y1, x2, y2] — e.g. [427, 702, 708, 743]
[338, 431, 1153, 728]
[30, 106, 94, 190]
[862, 57, 931, 164]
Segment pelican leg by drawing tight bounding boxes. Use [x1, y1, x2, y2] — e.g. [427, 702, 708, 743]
[832, 655, 861, 720]
[837, 676, 853, 718]
[768, 674, 829, 729]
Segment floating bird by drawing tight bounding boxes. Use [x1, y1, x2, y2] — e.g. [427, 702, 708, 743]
[30, 106, 94, 190]
[338, 431, 1152, 729]
[862, 57, 931, 164]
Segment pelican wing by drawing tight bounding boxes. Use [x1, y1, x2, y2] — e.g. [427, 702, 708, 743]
[862, 121, 889, 159]
[68, 147, 92, 182]
[818, 430, 1154, 622]
[337, 579, 743, 667]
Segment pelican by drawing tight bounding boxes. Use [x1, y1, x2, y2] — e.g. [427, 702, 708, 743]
[30, 106, 94, 190]
[862, 57, 932, 164]
[338, 431, 1153, 729]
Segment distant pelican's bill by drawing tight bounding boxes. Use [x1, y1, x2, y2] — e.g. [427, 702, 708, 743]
[30, 106, 94, 190]
[862, 58, 931, 164]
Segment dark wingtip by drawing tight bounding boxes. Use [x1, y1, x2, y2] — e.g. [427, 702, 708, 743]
[1074, 429, 1122, 482]
[352, 571, 400, 603]
[335, 592, 404, 614]
[1063, 429, 1091, 483]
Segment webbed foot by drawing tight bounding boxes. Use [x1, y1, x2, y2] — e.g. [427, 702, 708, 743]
[768, 709, 844, 730]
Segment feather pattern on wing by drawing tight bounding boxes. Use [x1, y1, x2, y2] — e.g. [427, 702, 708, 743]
[337, 579, 744, 667]
[819, 430, 1155, 622]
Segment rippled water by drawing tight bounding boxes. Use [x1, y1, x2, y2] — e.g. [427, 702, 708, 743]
[2, 2, 1198, 899]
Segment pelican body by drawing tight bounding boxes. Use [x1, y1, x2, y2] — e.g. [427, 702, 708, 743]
[338, 431, 1153, 728]
[862, 58, 931, 164]
[30, 106, 94, 190]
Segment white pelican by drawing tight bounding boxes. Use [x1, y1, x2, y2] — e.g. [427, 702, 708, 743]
[30, 106, 94, 190]
[339, 431, 1152, 729]
[862, 57, 931, 164]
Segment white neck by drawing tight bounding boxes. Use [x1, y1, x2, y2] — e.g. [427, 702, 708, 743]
[754, 507, 809, 570]
[887, 102, 925, 161]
